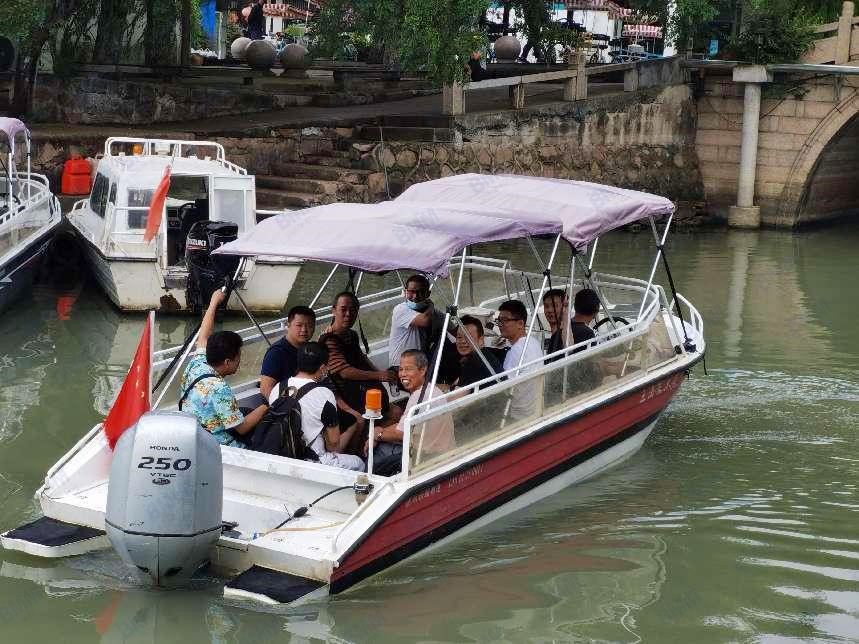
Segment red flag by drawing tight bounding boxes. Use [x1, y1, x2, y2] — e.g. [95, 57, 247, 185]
[143, 166, 171, 242]
[103, 312, 153, 449]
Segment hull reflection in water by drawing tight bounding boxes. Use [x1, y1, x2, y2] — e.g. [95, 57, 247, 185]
[0, 452, 679, 643]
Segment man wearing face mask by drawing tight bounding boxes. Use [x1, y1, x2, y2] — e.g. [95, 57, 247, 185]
[387, 274, 436, 369]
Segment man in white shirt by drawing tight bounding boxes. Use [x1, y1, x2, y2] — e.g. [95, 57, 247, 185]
[387, 274, 436, 368]
[269, 341, 365, 471]
[498, 299, 544, 421]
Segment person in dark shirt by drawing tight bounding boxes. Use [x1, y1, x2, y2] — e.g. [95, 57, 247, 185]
[543, 287, 600, 355]
[570, 288, 599, 348]
[466, 51, 489, 81]
[543, 288, 568, 356]
[454, 315, 502, 390]
[319, 292, 398, 444]
[259, 305, 316, 400]
[247, 0, 265, 40]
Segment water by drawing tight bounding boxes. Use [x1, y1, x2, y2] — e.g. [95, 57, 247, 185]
[1, 225, 858, 642]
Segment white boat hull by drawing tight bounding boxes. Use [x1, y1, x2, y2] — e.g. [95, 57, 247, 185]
[79, 236, 300, 314]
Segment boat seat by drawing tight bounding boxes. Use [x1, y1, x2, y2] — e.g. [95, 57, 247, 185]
[177, 198, 209, 256]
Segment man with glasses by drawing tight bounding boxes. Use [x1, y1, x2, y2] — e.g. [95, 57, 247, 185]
[497, 299, 544, 421]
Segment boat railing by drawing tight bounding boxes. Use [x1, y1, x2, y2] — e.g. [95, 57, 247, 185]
[103, 137, 247, 176]
[0, 174, 54, 227]
[400, 282, 677, 479]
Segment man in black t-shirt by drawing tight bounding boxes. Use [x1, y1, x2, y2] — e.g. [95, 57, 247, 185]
[543, 288, 600, 355]
[259, 305, 316, 400]
[455, 315, 503, 390]
[570, 288, 599, 349]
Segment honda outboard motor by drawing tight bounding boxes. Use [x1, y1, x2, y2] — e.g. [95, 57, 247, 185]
[105, 411, 223, 587]
[185, 220, 240, 313]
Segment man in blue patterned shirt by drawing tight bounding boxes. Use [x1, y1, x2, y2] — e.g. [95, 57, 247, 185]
[179, 290, 268, 447]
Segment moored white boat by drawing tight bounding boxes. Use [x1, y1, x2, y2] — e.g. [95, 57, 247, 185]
[0, 118, 62, 313]
[2, 175, 705, 605]
[66, 137, 301, 314]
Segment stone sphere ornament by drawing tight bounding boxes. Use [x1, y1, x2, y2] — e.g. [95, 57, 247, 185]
[230, 37, 251, 61]
[245, 39, 276, 69]
[494, 35, 522, 62]
[280, 43, 311, 69]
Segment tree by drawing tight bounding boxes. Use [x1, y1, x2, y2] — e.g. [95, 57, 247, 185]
[93, 0, 127, 64]
[400, 0, 488, 83]
[144, 0, 179, 66]
[0, 0, 90, 114]
[726, 0, 817, 63]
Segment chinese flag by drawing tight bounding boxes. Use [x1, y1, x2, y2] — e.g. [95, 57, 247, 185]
[143, 166, 171, 242]
[103, 312, 154, 449]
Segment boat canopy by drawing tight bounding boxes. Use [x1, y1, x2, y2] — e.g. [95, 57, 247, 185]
[0, 118, 29, 155]
[214, 175, 674, 276]
[397, 174, 674, 251]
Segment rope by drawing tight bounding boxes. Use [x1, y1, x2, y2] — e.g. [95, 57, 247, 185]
[263, 521, 343, 536]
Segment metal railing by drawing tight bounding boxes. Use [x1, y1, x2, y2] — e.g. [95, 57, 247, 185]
[103, 137, 248, 176]
[399, 278, 693, 480]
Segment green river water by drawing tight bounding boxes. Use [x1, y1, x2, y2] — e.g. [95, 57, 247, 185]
[0, 225, 857, 643]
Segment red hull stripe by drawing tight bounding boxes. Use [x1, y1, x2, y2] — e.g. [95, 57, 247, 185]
[330, 370, 688, 592]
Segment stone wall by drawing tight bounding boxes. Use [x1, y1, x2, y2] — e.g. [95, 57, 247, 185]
[25, 84, 709, 226]
[31, 76, 293, 125]
[360, 85, 707, 224]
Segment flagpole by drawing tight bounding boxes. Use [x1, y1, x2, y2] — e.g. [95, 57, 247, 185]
[148, 310, 155, 410]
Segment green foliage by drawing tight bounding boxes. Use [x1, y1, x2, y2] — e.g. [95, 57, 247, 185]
[311, 0, 404, 63]
[400, 0, 488, 83]
[727, 1, 817, 63]
[312, 0, 488, 83]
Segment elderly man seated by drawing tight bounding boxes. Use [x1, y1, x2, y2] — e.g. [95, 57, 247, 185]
[365, 350, 454, 475]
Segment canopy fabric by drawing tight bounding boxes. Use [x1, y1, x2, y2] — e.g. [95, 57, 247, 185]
[214, 200, 555, 276]
[396, 174, 674, 251]
[0, 118, 29, 155]
[214, 175, 673, 275]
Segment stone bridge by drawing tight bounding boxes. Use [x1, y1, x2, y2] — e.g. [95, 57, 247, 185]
[693, 1, 859, 227]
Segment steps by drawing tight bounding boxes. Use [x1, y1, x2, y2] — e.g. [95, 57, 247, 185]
[256, 150, 376, 214]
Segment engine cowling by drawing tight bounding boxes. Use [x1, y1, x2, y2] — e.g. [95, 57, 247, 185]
[105, 411, 223, 587]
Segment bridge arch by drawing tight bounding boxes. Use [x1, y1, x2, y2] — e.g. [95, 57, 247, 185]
[778, 90, 859, 226]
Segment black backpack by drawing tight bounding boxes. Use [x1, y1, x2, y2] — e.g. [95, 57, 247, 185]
[250, 382, 321, 459]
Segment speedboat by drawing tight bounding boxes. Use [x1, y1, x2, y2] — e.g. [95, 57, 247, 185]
[66, 137, 302, 314]
[0, 118, 62, 313]
[2, 175, 705, 605]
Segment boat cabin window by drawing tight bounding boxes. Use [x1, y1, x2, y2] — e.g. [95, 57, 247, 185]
[126, 188, 153, 229]
[212, 188, 245, 230]
[90, 173, 110, 218]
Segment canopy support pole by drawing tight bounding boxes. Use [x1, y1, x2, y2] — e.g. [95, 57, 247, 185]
[517, 234, 561, 368]
[647, 215, 693, 352]
[25, 132, 31, 200]
[310, 263, 340, 309]
[588, 236, 599, 271]
[574, 253, 618, 331]
[415, 248, 467, 466]
[563, 251, 576, 400]
[636, 213, 674, 323]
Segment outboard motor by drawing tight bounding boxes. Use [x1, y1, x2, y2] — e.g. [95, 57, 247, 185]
[105, 411, 223, 587]
[185, 220, 240, 313]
